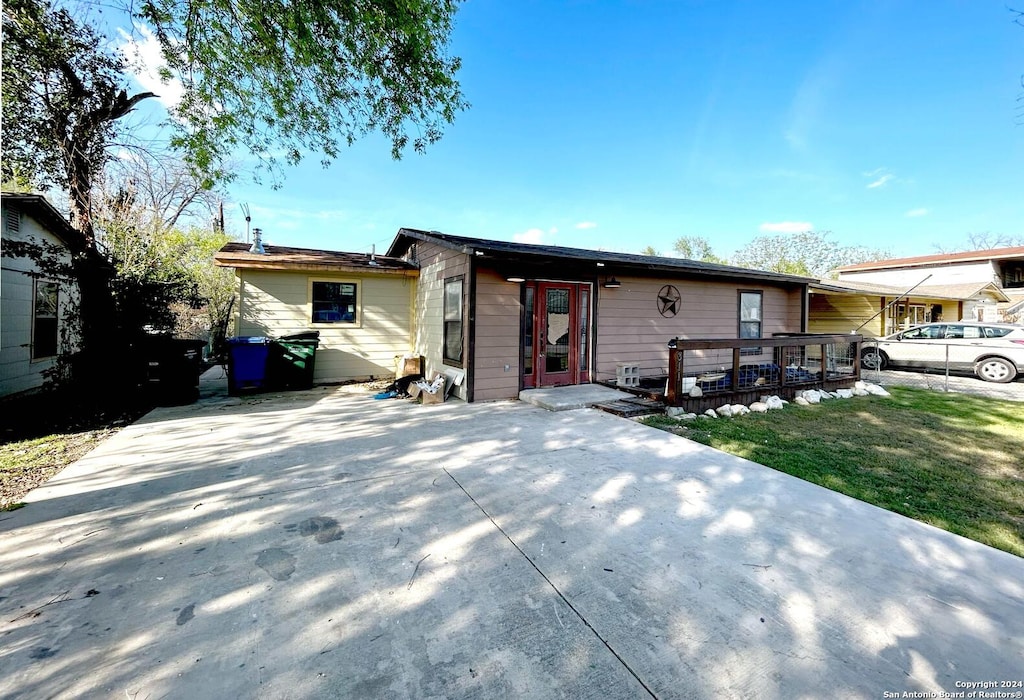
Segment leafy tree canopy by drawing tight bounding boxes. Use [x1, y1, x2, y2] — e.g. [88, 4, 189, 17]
[733, 231, 887, 278]
[138, 0, 468, 177]
[2, 0, 157, 239]
[2, 0, 468, 237]
[672, 236, 728, 265]
[644, 231, 887, 279]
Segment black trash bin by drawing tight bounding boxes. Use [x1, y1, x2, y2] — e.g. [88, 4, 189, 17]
[139, 336, 208, 405]
[267, 331, 320, 390]
[226, 336, 272, 395]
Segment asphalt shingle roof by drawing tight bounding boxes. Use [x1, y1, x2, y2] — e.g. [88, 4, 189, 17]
[389, 228, 813, 284]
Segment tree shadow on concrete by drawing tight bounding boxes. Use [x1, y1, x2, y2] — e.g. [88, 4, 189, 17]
[1, 389, 1022, 699]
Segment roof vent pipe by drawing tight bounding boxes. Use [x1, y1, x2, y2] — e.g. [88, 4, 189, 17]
[249, 228, 265, 254]
[369, 243, 380, 266]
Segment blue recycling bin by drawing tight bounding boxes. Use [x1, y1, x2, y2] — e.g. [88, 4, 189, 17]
[227, 336, 271, 395]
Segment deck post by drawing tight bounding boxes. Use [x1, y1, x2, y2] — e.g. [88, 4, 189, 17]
[667, 343, 679, 404]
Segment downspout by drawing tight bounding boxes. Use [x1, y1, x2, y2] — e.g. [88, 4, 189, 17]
[853, 274, 933, 334]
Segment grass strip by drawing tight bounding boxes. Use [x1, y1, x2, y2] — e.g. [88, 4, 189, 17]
[642, 386, 1024, 557]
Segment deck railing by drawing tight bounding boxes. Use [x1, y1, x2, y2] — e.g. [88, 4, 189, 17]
[666, 333, 862, 407]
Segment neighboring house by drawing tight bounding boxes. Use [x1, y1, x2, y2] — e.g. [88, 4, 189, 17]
[1, 192, 86, 398]
[213, 242, 419, 383]
[217, 230, 813, 402]
[834, 246, 1024, 326]
[809, 278, 1009, 338]
[386, 229, 811, 402]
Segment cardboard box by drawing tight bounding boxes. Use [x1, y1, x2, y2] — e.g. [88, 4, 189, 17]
[416, 372, 446, 404]
[421, 387, 445, 405]
[395, 354, 423, 379]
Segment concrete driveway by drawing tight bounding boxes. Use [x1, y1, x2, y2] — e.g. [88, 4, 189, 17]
[1, 383, 1022, 699]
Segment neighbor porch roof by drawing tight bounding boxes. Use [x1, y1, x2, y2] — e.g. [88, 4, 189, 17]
[811, 279, 1010, 302]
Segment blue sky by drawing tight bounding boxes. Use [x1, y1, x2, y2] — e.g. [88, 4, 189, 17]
[138, 1, 1024, 258]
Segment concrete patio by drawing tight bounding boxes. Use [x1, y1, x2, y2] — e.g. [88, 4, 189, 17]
[1, 376, 1021, 699]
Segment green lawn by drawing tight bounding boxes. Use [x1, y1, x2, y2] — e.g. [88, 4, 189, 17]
[641, 386, 1024, 557]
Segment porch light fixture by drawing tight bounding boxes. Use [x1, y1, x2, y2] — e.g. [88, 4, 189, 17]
[603, 277, 621, 289]
[506, 276, 526, 283]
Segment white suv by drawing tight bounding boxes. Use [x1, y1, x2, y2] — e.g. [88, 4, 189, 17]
[860, 322, 1024, 383]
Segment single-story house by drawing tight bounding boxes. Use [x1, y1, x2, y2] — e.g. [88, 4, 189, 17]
[809, 278, 1011, 338]
[387, 230, 812, 401]
[1, 192, 85, 398]
[218, 229, 814, 402]
[213, 242, 418, 384]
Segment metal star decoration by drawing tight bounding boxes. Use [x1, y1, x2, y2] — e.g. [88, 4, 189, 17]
[657, 285, 681, 317]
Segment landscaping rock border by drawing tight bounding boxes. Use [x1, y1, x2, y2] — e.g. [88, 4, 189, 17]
[663, 381, 891, 423]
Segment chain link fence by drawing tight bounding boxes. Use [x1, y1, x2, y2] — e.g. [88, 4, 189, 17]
[859, 338, 1024, 401]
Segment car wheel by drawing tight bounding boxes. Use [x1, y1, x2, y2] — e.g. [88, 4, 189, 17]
[861, 348, 888, 371]
[975, 357, 1017, 383]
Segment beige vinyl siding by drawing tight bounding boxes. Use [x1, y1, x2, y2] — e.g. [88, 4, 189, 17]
[408, 241, 470, 400]
[839, 261, 998, 288]
[809, 293, 883, 337]
[595, 276, 802, 382]
[810, 293, 969, 338]
[472, 267, 521, 402]
[235, 269, 415, 383]
[1, 213, 78, 397]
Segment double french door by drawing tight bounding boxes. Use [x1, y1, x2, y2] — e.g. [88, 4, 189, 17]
[523, 282, 591, 388]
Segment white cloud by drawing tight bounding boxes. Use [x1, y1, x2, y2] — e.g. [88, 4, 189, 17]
[512, 228, 546, 244]
[866, 174, 894, 189]
[574, 221, 598, 230]
[548, 227, 558, 234]
[861, 167, 887, 177]
[905, 208, 929, 218]
[759, 221, 813, 233]
[118, 25, 183, 109]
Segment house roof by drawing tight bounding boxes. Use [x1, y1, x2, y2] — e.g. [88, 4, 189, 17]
[811, 278, 1010, 302]
[1, 191, 86, 252]
[387, 228, 813, 285]
[913, 282, 1009, 303]
[811, 279, 911, 296]
[214, 242, 417, 274]
[836, 246, 1024, 273]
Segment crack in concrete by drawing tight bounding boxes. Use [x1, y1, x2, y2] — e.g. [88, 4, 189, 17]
[443, 468, 659, 700]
